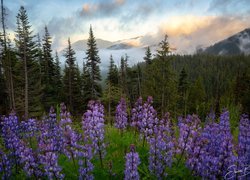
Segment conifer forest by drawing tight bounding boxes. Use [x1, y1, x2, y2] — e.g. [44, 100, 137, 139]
[0, 0, 249, 179]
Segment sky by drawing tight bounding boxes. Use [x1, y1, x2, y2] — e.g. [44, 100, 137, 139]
[3, 0, 250, 54]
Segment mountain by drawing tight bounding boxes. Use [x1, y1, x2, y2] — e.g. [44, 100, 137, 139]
[71, 36, 144, 51]
[202, 28, 250, 55]
[107, 36, 143, 50]
[107, 43, 134, 50]
[71, 38, 113, 51]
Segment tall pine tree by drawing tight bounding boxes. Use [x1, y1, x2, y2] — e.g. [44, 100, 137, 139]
[85, 25, 102, 99]
[103, 54, 120, 123]
[178, 67, 188, 116]
[54, 51, 63, 103]
[41, 26, 57, 110]
[63, 38, 82, 114]
[144, 46, 152, 65]
[15, 6, 42, 118]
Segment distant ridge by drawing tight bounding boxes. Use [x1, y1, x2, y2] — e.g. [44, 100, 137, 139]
[201, 28, 250, 55]
[71, 39, 113, 51]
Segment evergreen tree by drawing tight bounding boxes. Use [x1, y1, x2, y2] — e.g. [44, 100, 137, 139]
[1, 0, 15, 111]
[82, 60, 92, 110]
[188, 77, 206, 116]
[120, 55, 128, 96]
[54, 51, 63, 103]
[85, 25, 102, 99]
[0, 34, 8, 114]
[144, 46, 152, 65]
[41, 26, 57, 110]
[178, 67, 188, 115]
[103, 54, 120, 123]
[107, 54, 119, 86]
[14, 6, 41, 118]
[63, 38, 82, 114]
[153, 35, 177, 116]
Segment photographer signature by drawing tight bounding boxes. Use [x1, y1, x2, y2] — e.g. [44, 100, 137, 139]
[224, 165, 250, 179]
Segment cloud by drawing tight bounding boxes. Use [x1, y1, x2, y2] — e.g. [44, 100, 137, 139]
[45, 16, 86, 51]
[139, 15, 250, 54]
[78, 0, 125, 18]
[208, 0, 250, 15]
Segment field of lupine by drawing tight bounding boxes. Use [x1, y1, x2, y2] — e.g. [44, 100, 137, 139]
[0, 96, 249, 179]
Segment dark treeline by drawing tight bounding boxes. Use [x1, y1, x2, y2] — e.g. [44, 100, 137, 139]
[0, 6, 249, 120]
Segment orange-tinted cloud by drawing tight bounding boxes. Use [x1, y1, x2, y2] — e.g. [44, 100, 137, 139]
[154, 15, 250, 53]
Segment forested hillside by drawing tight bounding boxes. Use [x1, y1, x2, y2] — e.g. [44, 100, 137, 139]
[0, 6, 249, 118]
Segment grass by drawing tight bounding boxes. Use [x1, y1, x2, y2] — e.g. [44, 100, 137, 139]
[56, 124, 195, 180]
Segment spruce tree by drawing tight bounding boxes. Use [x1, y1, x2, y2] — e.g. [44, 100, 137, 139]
[15, 6, 41, 118]
[120, 55, 128, 96]
[144, 46, 152, 65]
[82, 61, 92, 110]
[142, 35, 177, 117]
[41, 26, 57, 110]
[85, 25, 102, 99]
[63, 38, 82, 113]
[107, 54, 119, 86]
[1, 0, 15, 111]
[0, 34, 8, 114]
[178, 67, 188, 115]
[104, 54, 120, 123]
[188, 77, 206, 115]
[54, 51, 63, 102]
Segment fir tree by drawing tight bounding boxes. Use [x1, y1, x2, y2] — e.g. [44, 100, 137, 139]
[54, 51, 63, 103]
[144, 46, 152, 65]
[120, 55, 128, 97]
[107, 54, 119, 86]
[41, 26, 57, 110]
[82, 61, 92, 110]
[188, 77, 206, 116]
[15, 6, 41, 118]
[104, 54, 120, 123]
[178, 67, 188, 115]
[85, 25, 102, 99]
[1, 0, 15, 111]
[63, 38, 82, 113]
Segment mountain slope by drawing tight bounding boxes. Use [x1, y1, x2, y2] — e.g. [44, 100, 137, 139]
[72, 39, 113, 51]
[203, 28, 250, 55]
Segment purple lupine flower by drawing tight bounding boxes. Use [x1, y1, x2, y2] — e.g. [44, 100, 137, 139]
[0, 150, 12, 179]
[217, 110, 236, 176]
[60, 103, 72, 126]
[20, 118, 38, 139]
[177, 114, 201, 155]
[78, 144, 94, 180]
[137, 96, 158, 140]
[124, 145, 140, 180]
[19, 140, 43, 178]
[82, 101, 105, 167]
[199, 122, 220, 179]
[63, 125, 79, 160]
[38, 107, 64, 179]
[39, 152, 64, 179]
[115, 97, 128, 130]
[131, 97, 143, 129]
[1, 112, 24, 171]
[148, 113, 174, 178]
[237, 114, 250, 171]
[195, 110, 236, 179]
[39, 107, 64, 153]
[185, 130, 207, 177]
